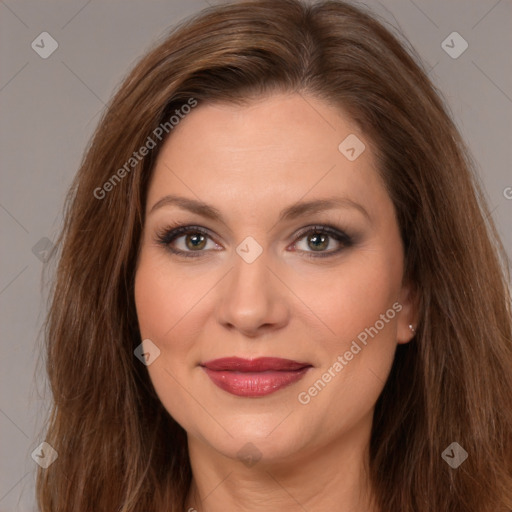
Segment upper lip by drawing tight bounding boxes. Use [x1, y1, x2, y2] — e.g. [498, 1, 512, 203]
[201, 357, 312, 372]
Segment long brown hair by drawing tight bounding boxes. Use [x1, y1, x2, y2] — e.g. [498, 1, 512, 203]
[36, 1, 512, 510]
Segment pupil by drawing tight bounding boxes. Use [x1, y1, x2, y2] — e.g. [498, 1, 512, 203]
[309, 233, 328, 251]
[186, 233, 206, 250]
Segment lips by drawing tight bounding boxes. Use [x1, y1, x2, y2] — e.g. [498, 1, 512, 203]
[200, 357, 312, 397]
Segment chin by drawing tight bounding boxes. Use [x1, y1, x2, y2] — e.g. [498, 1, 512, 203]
[191, 414, 314, 466]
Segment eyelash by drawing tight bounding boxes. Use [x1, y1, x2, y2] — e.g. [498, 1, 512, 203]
[154, 223, 354, 259]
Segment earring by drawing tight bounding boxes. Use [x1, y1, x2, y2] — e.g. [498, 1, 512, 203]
[409, 324, 416, 334]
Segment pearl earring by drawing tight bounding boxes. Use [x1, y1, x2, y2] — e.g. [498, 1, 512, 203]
[409, 324, 416, 333]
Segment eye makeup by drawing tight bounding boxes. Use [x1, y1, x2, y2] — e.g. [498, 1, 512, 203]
[153, 221, 358, 260]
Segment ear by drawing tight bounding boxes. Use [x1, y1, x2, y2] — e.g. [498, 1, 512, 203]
[396, 280, 419, 344]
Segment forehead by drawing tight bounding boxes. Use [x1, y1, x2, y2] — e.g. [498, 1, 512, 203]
[146, 93, 390, 224]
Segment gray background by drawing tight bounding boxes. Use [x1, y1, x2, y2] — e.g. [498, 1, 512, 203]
[1, 0, 511, 510]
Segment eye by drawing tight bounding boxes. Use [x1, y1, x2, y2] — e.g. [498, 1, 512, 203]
[291, 225, 353, 258]
[155, 225, 220, 258]
[155, 223, 354, 259]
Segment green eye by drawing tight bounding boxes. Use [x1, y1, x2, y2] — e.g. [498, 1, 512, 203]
[292, 225, 353, 258]
[155, 223, 354, 259]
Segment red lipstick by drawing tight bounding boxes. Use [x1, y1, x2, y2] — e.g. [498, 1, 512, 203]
[200, 357, 312, 397]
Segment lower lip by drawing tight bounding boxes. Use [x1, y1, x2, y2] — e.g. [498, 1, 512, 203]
[202, 367, 311, 397]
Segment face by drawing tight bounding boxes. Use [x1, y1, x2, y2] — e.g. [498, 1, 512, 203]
[134, 92, 416, 465]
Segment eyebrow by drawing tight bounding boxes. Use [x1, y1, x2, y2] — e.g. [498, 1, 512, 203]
[148, 194, 371, 223]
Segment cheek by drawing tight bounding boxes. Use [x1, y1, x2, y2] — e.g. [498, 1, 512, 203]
[134, 251, 194, 391]
[134, 247, 212, 344]
[134, 253, 203, 430]
[292, 247, 403, 348]
[134, 261, 177, 341]
[292, 255, 402, 438]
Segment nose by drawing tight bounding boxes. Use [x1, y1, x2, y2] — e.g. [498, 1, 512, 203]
[215, 249, 290, 337]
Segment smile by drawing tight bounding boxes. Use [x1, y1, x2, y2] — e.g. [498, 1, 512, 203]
[200, 357, 313, 397]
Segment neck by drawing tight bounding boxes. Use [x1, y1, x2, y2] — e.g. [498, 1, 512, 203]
[184, 416, 378, 512]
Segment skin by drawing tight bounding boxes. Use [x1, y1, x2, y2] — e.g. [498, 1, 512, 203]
[134, 92, 417, 512]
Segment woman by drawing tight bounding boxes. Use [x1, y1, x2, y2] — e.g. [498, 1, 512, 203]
[36, 0, 512, 510]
